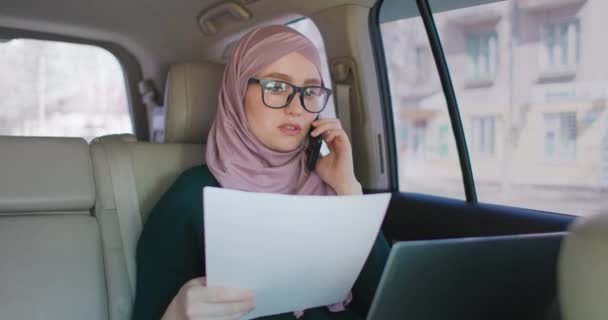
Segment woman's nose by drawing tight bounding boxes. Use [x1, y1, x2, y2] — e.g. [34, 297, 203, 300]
[285, 93, 305, 116]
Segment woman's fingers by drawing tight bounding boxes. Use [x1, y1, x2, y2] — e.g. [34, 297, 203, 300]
[312, 118, 341, 126]
[326, 128, 351, 145]
[199, 286, 255, 303]
[185, 283, 255, 317]
[166, 277, 256, 320]
[201, 299, 255, 317]
[187, 306, 251, 320]
[323, 129, 344, 144]
[310, 119, 342, 137]
[183, 277, 207, 290]
[210, 311, 251, 320]
[211, 312, 250, 320]
[201, 286, 255, 317]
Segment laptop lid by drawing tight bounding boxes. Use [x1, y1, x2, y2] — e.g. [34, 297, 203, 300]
[367, 232, 565, 320]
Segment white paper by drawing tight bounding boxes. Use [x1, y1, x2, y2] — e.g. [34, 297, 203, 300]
[203, 187, 391, 320]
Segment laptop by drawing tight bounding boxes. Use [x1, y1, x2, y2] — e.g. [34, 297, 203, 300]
[366, 232, 565, 320]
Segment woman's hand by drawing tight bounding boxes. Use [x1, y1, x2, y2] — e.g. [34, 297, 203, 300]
[162, 277, 255, 320]
[310, 118, 362, 195]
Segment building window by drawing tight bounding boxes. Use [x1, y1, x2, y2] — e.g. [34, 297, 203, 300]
[544, 112, 577, 161]
[471, 116, 496, 155]
[540, 21, 580, 77]
[438, 124, 450, 157]
[466, 31, 498, 84]
[409, 46, 431, 85]
[412, 121, 427, 158]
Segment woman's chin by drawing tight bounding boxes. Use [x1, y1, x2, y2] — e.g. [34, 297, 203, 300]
[267, 141, 304, 153]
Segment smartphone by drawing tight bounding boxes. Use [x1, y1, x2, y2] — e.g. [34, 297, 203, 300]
[306, 124, 322, 172]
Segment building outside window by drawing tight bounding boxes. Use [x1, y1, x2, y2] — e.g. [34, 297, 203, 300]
[466, 31, 498, 83]
[540, 21, 580, 76]
[544, 112, 577, 161]
[470, 116, 496, 155]
[411, 46, 432, 85]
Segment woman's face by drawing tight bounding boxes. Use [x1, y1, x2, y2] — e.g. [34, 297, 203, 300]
[244, 52, 321, 152]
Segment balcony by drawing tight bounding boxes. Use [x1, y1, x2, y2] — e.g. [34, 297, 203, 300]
[517, 0, 588, 12]
[446, 8, 502, 27]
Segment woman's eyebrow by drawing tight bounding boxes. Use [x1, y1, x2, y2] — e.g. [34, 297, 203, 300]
[303, 78, 322, 86]
[260, 72, 293, 82]
[260, 72, 322, 86]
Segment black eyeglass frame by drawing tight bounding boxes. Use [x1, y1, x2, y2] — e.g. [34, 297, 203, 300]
[248, 78, 333, 114]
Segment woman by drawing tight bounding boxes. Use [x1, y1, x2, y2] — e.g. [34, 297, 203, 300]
[132, 25, 389, 320]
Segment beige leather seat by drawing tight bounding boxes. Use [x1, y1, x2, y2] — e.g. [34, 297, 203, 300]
[90, 62, 224, 320]
[559, 212, 608, 320]
[0, 136, 108, 320]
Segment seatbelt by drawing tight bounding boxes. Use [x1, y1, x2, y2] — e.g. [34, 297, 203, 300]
[331, 58, 355, 142]
[138, 80, 165, 143]
[335, 83, 353, 141]
[105, 139, 143, 296]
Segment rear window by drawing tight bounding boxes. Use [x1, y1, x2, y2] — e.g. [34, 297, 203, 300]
[0, 39, 132, 141]
[287, 18, 336, 118]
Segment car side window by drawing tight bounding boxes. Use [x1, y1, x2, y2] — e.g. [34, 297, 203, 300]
[426, 0, 605, 216]
[0, 39, 132, 141]
[380, 0, 605, 216]
[379, 6, 466, 200]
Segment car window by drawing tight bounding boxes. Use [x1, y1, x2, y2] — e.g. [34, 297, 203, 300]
[379, 0, 605, 216]
[381, 0, 608, 215]
[0, 39, 132, 141]
[288, 18, 336, 156]
[288, 18, 336, 119]
[424, 0, 605, 216]
[379, 6, 466, 200]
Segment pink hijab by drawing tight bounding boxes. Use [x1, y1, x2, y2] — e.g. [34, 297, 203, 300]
[205, 25, 351, 317]
[205, 25, 335, 196]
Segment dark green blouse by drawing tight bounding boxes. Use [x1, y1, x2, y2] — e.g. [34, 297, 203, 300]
[132, 165, 389, 320]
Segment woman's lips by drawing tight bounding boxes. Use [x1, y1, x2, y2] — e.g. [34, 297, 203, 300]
[278, 123, 302, 136]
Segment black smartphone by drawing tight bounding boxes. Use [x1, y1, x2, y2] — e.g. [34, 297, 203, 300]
[306, 125, 322, 172]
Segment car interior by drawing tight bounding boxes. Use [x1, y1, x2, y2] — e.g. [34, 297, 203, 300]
[0, 0, 607, 319]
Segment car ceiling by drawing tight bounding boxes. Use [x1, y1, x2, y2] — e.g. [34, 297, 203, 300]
[0, 0, 375, 81]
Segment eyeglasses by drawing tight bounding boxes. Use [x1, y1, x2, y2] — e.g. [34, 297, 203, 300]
[248, 78, 332, 114]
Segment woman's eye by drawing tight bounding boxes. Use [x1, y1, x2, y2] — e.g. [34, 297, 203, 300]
[304, 89, 320, 99]
[265, 83, 286, 94]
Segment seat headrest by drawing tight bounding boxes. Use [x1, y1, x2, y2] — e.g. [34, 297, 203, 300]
[559, 213, 608, 320]
[164, 63, 225, 144]
[0, 136, 95, 213]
